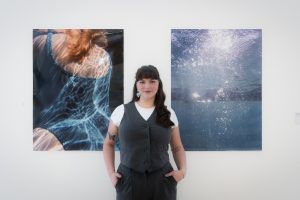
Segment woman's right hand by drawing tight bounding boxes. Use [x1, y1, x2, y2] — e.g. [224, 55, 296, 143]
[110, 172, 122, 187]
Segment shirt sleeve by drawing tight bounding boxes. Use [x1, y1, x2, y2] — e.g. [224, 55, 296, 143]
[169, 107, 179, 128]
[110, 104, 124, 127]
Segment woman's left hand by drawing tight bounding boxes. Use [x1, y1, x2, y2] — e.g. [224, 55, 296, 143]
[165, 170, 184, 183]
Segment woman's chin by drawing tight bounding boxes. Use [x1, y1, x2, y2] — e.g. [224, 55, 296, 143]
[141, 94, 155, 100]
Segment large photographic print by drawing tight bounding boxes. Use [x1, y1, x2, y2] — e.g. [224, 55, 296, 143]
[33, 29, 123, 151]
[172, 29, 262, 150]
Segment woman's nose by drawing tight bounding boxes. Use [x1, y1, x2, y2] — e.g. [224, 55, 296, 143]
[144, 82, 152, 89]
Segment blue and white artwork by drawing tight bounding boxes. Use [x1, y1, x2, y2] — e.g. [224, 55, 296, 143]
[33, 29, 123, 151]
[171, 29, 262, 151]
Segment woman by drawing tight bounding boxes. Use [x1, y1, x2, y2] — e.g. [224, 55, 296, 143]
[103, 65, 186, 200]
[33, 29, 112, 150]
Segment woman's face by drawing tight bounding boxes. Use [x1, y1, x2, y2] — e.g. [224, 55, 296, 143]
[136, 78, 159, 101]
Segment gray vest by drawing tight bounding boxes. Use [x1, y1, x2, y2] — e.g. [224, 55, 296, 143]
[119, 102, 171, 173]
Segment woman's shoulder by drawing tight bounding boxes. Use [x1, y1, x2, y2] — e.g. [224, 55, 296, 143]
[122, 101, 135, 108]
[111, 104, 125, 116]
[62, 45, 111, 79]
[111, 102, 135, 118]
[114, 104, 125, 111]
[33, 34, 47, 52]
[110, 104, 125, 127]
[166, 106, 179, 127]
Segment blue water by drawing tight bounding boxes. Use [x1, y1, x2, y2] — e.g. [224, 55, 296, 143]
[173, 100, 261, 150]
[171, 29, 262, 151]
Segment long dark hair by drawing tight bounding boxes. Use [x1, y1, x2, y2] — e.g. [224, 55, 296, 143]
[131, 65, 174, 128]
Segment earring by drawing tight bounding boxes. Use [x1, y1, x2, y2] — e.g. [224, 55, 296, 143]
[136, 91, 141, 98]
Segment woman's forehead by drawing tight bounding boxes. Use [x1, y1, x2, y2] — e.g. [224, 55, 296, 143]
[138, 78, 158, 81]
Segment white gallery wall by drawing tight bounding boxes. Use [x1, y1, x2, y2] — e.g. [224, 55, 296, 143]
[0, 0, 300, 199]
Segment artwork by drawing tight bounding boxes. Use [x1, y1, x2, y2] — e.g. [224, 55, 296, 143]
[33, 29, 123, 151]
[171, 29, 262, 150]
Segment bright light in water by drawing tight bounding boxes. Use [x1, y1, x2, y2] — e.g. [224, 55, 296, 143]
[197, 99, 212, 103]
[209, 30, 234, 52]
[192, 92, 200, 98]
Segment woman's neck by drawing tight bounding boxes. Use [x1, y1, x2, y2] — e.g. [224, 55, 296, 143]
[137, 98, 155, 108]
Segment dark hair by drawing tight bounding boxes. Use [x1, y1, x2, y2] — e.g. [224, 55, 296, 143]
[131, 65, 174, 128]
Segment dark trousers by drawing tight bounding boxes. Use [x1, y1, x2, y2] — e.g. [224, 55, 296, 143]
[115, 162, 177, 200]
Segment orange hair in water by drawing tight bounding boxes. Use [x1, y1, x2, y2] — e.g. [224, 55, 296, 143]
[57, 29, 107, 65]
